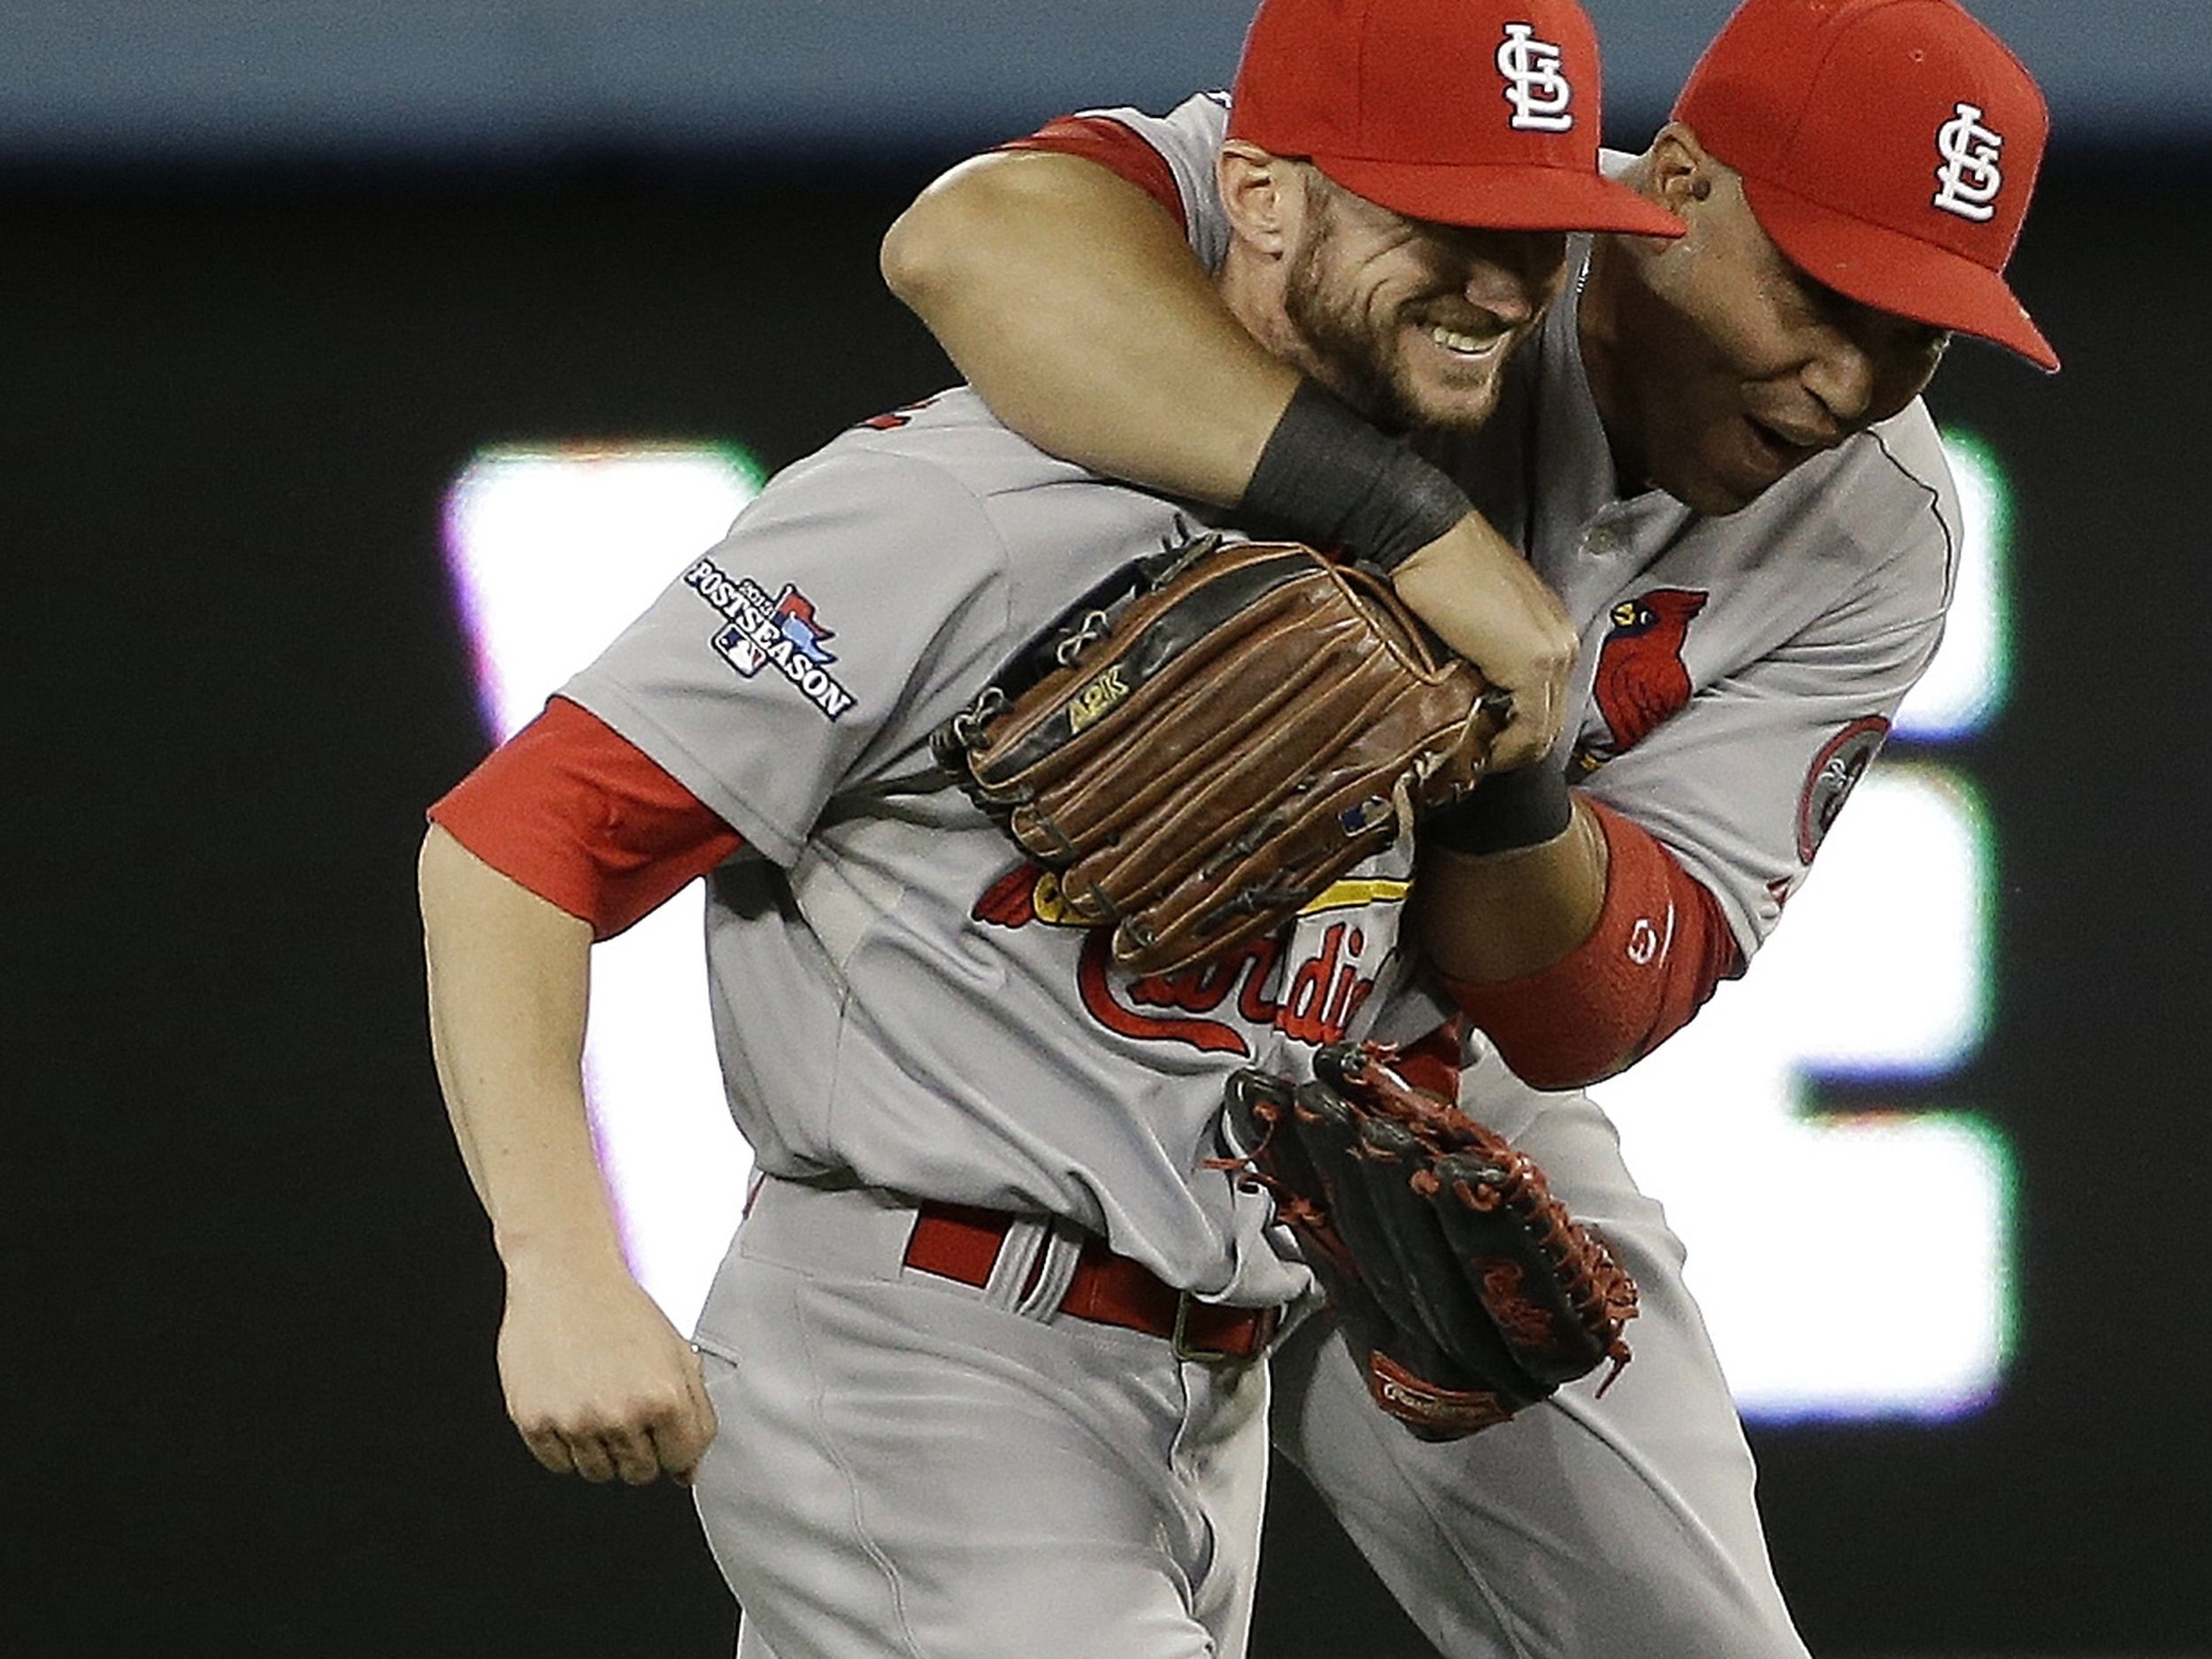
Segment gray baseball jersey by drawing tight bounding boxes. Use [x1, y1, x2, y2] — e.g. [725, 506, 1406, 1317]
[561, 390, 1424, 1315]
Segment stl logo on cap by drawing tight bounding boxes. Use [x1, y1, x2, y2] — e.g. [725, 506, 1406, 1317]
[1496, 21, 1574, 133]
[1932, 101, 2005, 222]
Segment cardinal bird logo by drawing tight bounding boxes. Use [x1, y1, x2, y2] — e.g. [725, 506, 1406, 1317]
[1581, 588, 1708, 768]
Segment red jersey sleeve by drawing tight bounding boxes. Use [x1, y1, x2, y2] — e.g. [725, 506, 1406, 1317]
[1001, 114, 1187, 233]
[427, 696, 744, 941]
[1436, 798, 1746, 1090]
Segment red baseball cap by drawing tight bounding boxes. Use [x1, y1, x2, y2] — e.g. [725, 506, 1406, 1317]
[1676, 0, 2058, 371]
[1227, 0, 1684, 238]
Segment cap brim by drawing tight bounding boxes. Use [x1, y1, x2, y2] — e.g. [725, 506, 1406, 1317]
[1314, 156, 1686, 239]
[1741, 174, 2059, 373]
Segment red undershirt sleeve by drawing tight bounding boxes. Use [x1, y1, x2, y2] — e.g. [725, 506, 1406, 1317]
[426, 696, 744, 941]
[1001, 115, 1188, 232]
[1434, 798, 1746, 1090]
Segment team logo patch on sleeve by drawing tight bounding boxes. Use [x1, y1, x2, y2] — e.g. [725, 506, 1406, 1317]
[683, 555, 858, 720]
[1796, 716, 1890, 864]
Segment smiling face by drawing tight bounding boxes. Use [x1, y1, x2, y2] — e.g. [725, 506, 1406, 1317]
[1278, 165, 1568, 437]
[1584, 130, 1952, 515]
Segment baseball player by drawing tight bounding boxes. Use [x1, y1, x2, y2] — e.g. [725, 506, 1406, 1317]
[417, 2, 1676, 1655]
[877, 0, 2055, 1653]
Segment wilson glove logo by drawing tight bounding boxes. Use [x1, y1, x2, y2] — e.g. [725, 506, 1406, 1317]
[1932, 102, 2005, 223]
[1497, 23, 1573, 133]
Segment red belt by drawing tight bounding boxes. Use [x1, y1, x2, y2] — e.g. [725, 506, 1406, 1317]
[903, 1201, 1279, 1362]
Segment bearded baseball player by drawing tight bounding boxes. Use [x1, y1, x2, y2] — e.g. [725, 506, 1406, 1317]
[418, 1, 1679, 1655]
[878, 0, 2056, 1654]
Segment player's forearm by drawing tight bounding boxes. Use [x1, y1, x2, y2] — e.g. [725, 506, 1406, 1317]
[417, 825, 626, 1273]
[881, 150, 1298, 505]
[1416, 796, 1609, 983]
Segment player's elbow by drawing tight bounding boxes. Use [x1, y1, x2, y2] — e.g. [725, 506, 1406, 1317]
[1486, 1033, 1634, 1094]
[881, 157, 1011, 314]
[878, 198, 941, 311]
[884, 152, 1134, 319]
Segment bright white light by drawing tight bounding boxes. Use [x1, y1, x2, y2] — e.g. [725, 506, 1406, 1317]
[1895, 430, 2010, 739]
[1747, 765, 1991, 1076]
[442, 443, 763, 1334]
[1608, 1097, 2013, 1420]
[445, 444, 765, 739]
[1596, 765, 2006, 1418]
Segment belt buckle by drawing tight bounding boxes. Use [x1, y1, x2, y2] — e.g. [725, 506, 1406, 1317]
[1171, 1292, 1278, 1365]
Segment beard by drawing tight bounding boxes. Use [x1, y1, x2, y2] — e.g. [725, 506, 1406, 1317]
[1280, 195, 1508, 441]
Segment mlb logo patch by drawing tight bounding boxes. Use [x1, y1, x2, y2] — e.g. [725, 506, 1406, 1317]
[721, 587, 836, 677]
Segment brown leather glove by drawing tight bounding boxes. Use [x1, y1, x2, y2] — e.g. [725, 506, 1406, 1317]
[934, 533, 1502, 975]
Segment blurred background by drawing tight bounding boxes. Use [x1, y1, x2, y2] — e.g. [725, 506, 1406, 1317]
[9, 2, 2207, 1653]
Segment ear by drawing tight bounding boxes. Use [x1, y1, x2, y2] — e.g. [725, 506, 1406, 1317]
[1218, 141, 1300, 257]
[1645, 122, 1719, 215]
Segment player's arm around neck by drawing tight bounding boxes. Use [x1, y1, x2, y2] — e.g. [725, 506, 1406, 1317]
[882, 150, 1297, 503]
[883, 147, 1574, 767]
[418, 824, 715, 1486]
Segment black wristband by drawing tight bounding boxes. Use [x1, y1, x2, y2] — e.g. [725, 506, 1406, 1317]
[1425, 764, 1574, 857]
[1240, 380, 1473, 571]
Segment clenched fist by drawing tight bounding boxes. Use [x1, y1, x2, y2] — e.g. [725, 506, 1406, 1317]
[496, 1250, 718, 1486]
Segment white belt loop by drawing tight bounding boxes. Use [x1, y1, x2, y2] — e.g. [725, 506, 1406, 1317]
[1013, 1219, 1087, 1320]
[979, 1215, 1053, 1310]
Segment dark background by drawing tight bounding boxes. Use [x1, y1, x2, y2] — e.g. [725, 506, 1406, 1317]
[8, 112, 2208, 1659]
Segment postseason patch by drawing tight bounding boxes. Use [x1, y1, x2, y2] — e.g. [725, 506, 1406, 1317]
[684, 556, 858, 720]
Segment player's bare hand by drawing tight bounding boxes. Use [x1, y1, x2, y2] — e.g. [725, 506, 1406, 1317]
[1386, 514, 1577, 772]
[495, 1249, 719, 1486]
